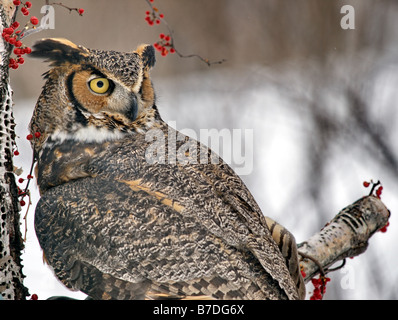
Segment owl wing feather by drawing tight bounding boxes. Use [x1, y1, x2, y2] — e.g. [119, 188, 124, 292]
[35, 127, 299, 300]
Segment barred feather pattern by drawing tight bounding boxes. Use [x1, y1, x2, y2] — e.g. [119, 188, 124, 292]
[35, 123, 303, 300]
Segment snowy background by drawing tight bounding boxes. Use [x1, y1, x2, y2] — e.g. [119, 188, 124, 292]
[9, 1, 398, 299]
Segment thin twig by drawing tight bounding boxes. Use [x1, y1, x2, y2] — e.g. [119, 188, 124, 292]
[145, 0, 226, 66]
[369, 180, 381, 196]
[22, 190, 32, 242]
[49, 2, 80, 14]
[325, 258, 346, 272]
[19, 153, 36, 197]
[19, 25, 45, 40]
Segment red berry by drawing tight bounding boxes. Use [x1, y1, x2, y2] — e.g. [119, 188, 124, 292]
[13, 0, 21, 5]
[14, 150, 20, 156]
[11, 21, 20, 29]
[78, 8, 84, 15]
[25, 1, 32, 8]
[159, 33, 165, 39]
[159, 13, 164, 18]
[21, 7, 29, 15]
[23, 47, 32, 54]
[26, 134, 33, 140]
[18, 178, 24, 183]
[20, 199, 26, 206]
[15, 40, 22, 47]
[8, 37, 16, 45]
[376, 186, 383, 198]
[27, 174, 33, 180]
[30, 294, 38, 300]
[146, 11, 150, 15]
[4, 27, 14, 35]
[156, 19, 160, 24]
[363, 181, 370, 188]
[164, 35, 171, 41]
[34, 131, 41, 138]
[30, 16, 39, 25]
[379, 221, 389, 233]
[17, 57, 24, 64]
[170, 48, 175, 54]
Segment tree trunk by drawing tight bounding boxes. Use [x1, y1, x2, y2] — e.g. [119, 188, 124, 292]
[0, 0, 29, 300]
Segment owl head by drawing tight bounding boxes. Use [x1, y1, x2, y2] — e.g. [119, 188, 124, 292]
[29, 38, 157, 154]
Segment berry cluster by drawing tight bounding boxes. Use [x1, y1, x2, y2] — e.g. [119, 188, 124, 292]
[2, 1, 37, 69]
[26, 131, 41, 141]
[144, 0, 176, 57]
[3, 1, 84, 70]
[143, 0, 225, 66]
[2, 22, 34, 69]
[13, 0, 31, 14]
[154, 33, 175, 56]
[14, 132, 41, 207]
[144, 8, 164, 26]
[309, 275, 331, 300]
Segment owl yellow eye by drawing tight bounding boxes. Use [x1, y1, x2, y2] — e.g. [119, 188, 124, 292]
[89, 77, 110, 94]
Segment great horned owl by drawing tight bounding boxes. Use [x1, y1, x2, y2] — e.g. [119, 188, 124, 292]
[29, 38, 305, 300]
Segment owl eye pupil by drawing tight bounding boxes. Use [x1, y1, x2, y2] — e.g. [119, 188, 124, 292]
[89, 77, 111, 94]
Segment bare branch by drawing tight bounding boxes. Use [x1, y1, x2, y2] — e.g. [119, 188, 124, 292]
[49, 2, 83, 15]
[144, 0, 226, 66]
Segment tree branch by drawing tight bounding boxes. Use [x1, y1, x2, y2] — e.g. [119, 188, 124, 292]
[144, 0, 226, 66]
[298, 195, 390, 283]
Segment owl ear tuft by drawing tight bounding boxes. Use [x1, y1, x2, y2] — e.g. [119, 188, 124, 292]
[31, 38, 89, 65]
[135, 44, 156, 69]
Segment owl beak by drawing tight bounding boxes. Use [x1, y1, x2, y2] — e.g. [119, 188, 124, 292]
[125, 93, 138, 122]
